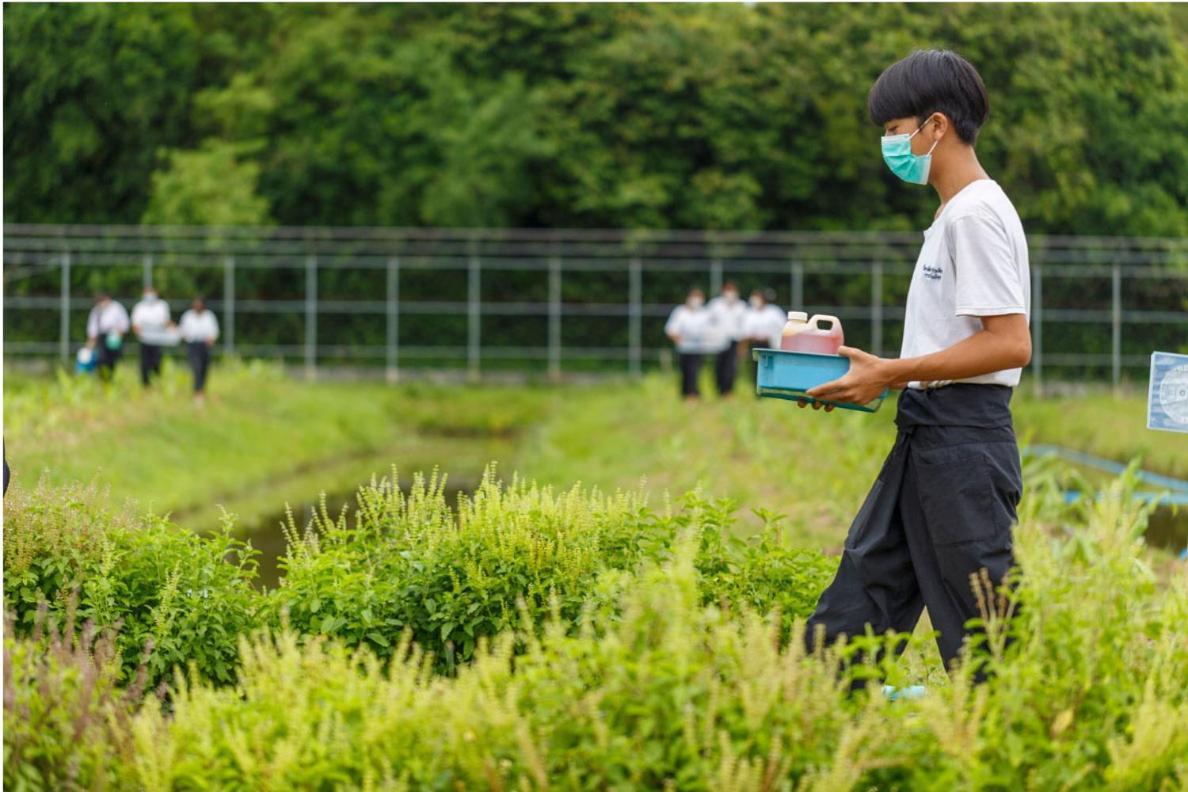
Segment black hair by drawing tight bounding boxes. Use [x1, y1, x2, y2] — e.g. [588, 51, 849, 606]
[761, 287, 777, 304]
[867, 49, 989, 144]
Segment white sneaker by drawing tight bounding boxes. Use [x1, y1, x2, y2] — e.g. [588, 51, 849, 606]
[882, 684, 926, 701]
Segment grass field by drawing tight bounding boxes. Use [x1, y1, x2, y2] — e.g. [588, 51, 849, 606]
[5, 361, 1182, 548]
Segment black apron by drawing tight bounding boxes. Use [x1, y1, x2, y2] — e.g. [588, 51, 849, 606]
[805, 384, 1022, 676]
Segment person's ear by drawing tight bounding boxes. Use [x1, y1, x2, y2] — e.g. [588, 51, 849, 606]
[928, 113, 949, 145]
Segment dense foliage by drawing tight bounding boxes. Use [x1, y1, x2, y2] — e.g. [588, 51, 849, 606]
[3, 472, 838, 687]
[4, 471, 1186, 789]
[2, 484, 261, 688]
[6, 3, 1187, 235]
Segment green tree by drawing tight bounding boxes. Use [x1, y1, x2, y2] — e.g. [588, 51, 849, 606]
[3, 4, 204, 222]
[5, 3, 1186, 234]
[141, 140, 271, 226]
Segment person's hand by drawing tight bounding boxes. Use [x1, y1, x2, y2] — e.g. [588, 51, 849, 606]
[806, 346, 893, 406]
[86, 338, 97, 349]
[797, 397, 835, 412]
[206, 339, 215, 348]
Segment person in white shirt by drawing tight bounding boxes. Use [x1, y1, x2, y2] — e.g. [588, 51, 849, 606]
[800, 49, 1032, 687]
[706, 281, 747, 398]
[85, 292, 130, 383]
[179, 296, 219, 404]
[131, 284, 173, 388]
[665, 287, 727, 401]
[741, 287, 786, 351]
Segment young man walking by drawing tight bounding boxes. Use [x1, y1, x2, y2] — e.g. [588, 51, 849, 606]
[707, 282, 747, 398]
[801, 50, 1031, 682]
[131, 284, 172, 387]
[179, 296, 220, 406]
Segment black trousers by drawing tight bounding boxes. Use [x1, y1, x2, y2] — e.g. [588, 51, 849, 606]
[714, 340, 739, 395]
[139, 343, 164, 386]
[187, 342, 211, 393]
[96, 342, 122, 382]
[678, 353, 703, 397]
[804, 384, 1022, 679]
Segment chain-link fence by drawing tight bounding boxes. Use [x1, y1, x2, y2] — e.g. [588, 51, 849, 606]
[4, 224, 1186, 384]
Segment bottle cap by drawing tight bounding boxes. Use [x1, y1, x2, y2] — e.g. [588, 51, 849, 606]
[787, 311, 808, 322]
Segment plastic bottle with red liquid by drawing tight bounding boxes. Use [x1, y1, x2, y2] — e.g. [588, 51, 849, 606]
[780, 313, 844, 354]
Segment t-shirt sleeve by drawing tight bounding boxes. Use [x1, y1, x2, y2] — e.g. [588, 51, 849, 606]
[948, 212, 1027, 317]
[665, 308, 682, 336]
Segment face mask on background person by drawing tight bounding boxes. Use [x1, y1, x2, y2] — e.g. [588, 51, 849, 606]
[749, 296, 762, 309]
[723, 289, 739, 303]
[881, 115, 941, 185]
[688, 295, 705, 309]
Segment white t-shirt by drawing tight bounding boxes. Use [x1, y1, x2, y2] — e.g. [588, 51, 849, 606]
[900, 179, 1030, 389]
[707, 295, 748, 342]
[132, 297, 171, 335]
[179, 309, 220, 343]
[86, 300, 130, 338]
[665, 304, 728, 354]
[742, 304, 786, 349]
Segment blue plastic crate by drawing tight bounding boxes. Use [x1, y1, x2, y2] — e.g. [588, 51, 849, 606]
[752, 348, 888, 413]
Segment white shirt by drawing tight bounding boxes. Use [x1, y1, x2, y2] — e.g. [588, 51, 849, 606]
[132, 297, 171, 335]
[179, 309, 220, 343]
[707, 295, 748, 342]
[900, 179, 1030, 389]
[665, 304, 728, 355]
[742, 303, 786, 349]
[86, 300, 130, 339]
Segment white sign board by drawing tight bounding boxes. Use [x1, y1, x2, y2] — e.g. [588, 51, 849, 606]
[1147, 351, 1188, 434]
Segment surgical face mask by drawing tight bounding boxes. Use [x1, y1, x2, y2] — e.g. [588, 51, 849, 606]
[749, 296, 762, 309]
[881, 118, 940, 185]
[723, 290, 739, 303]
[687, 296, 705, 309]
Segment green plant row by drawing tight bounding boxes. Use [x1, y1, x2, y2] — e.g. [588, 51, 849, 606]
[3, 469, 838, 689]
[6, 470, 1186, 790]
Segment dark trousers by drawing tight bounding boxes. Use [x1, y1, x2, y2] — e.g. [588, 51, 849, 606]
[187, 342, 211, 393]
[96, 343, 122, 382]
[714, 340, 739, 395]
[804, 384, 1022, 681]
[139, 343, 164, 386]
[678, 353, 703, 397]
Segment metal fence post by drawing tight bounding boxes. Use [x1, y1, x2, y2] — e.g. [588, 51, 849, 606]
[143, 254, 153, 289]
[1032, 263, 1043, 396]
[871, 260, 884, 356]
[60, 252, 71, 364]
[1111, 262, 1122, 389]
[223, 256, 235, 356]
[548, 253, 561, 381]
[629, 257, 642, 376]
[790, 260, 804, 310]
[305, 254, 317, 381]
[468, 244, 481, 382]
[710, 259, 723, 295]
[386, 256, 400, 384]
